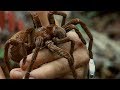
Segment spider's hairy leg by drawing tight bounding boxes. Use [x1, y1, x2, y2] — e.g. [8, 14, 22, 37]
[21, 43, 28, 65]
[62, 24, 86, 45]
[63, 18, 93, 59]
[29, 12, 42, 28]
[52, 37, 75, 58]
[22, 28, 36, 65]
[24, 36, 44, 79]
[45, 40, 77, 79]
[0, 61, 10, 79]
[4, 39, 20, 78]
[26, 28, 35, 47]
[48, 11, 67, 26]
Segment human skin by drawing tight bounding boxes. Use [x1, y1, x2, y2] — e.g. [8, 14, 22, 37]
[10, 31, 90, 79]
[29, 11, 50, 27]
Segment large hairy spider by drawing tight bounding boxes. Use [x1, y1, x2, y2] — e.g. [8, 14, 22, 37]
[3, 11, 93, 79]
[3, 27, 36, 78]
[23, 11, 93, 79]
[3, 12, 42, 78]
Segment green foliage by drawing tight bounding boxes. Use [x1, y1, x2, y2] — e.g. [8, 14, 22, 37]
[76, 24, 89, 39]
[85, 12, 98, 18]
[71, 11, 99, 27]
[0, 48, 4, 59]
[76, 24, 85, 33]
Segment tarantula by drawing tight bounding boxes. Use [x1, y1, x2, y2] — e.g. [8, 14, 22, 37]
[3, 12, 42, 78]
[23, 11, 93, 79]
[3, 11, 93, 79]
[3, 28, 36, 78]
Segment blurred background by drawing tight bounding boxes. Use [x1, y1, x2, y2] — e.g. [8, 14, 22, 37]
[0, 11, 120, 79]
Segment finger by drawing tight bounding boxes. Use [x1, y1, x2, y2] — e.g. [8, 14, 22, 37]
[28, 47, 89, 79]
[10, 68, 25, 79]
[59, 65, 88, 79]
[20, 31, 85, 70]
[20, 47, 69, 70]
[11, 44, 89, 79]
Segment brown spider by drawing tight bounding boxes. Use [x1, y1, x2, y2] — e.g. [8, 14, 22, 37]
[29, 12, 42, 28]
[3, 27, 36, 78]
[23, 11, 93, 79]
[3, 11, 93, 79]
[3, 12, 42, 79]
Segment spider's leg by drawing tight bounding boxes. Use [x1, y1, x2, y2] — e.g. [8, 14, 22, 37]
[24, 36, 44, 79]
[20, 43, 28, 65]
[53, 37, 75, 58]
[63, 18, 93, 59]
[45, 40, 77, 79]
[0, 60, 10, 79]
[29, 12, 42, 28]
[22, 28, 35, 65]
[4, 39, 21, 78]
[48, 11, 67, 26]
[63, 24, 86, 45]
[26, 28, 35, 46]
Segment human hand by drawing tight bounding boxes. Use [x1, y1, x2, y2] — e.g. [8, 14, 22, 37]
[10, 31, 90, 79]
